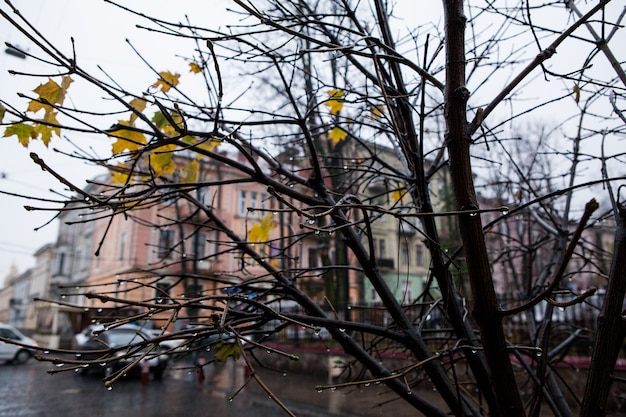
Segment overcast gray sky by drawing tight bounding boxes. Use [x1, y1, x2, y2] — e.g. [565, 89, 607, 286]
[0, 0, 442, 286]
[1, 1, 623, 287]
[0, 0, 234, 285]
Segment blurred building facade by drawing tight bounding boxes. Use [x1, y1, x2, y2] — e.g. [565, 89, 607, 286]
[0, 150, 615, 350]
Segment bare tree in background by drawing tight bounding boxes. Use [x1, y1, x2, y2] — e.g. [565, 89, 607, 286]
[1, 1, 625, 416]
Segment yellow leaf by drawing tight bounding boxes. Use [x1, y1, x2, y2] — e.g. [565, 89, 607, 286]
[370, 105, 384, 119]
[248, 214, 276, 243]
[110, 120, 147, 155]
[17, 76, 72, 146]
[111, 171, 129, 184]
[189, 62, 202, 74]
[182, 135, 220, 154]
[27, 76, 73, 114]
[0, 104, 5, 122]
[163, 126, 176, 137]
[128, 97, 147, 123]
[197, 138, 221, 154]
[17, 110, 62, 147]
[573, 84, 581, 104]
[182, 159, 199, 183]
[3, 123, 34, 147]
[327, 88, 344, 99]
[42, 108, 60, 125]
[110, 163, 150, 185]
[27, 98, 50, 115]
[324, 88, 345, 115]
[214, 341, 241, 362]
[168, 111, 184, 129]
[151, 110, 184, 137]
[61, 75, 73, 91]
[37, 76, 72, 105]
[151, 144, 177, 177]
[110, 163, 131, 184]
[129, 97, 147, 112]
[151, 111, 168, 130]
[328, 126, 347, 145]
[152, 71, 180, 93]
[326, 100, 344, 115]
[391, 184, 407, 203]
[32, 122, 59, 147]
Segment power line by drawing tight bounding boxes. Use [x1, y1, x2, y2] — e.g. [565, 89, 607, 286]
[0, 242, 37, 256]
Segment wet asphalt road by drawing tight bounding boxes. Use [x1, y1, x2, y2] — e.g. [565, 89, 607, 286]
[0, 358, 296, 417]
[0, 354, 431, 417]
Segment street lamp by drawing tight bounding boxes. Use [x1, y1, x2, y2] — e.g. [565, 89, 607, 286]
[4, 43, 26, 59]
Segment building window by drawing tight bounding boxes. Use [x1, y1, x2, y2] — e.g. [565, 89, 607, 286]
[238, 190, 272, 217]
[401, 241, 409, 265]
[80, 240, 91, 271]
[81, 253, 89, 272]
[415, 244, 424, 266]
[55, 252, 66, 275]
[185, 282, 204, 299]
[308, 247, 318, 268]
[371, 286, 379, 303]
[238, 250, 255, 269]
[155, 282, 172, 304]
[119, 232, 126, 261]
[401, 280, 412, 303]
[74, 248, 82, 273]
[238, 191, 248, 216]
[157, 229, 175, 259]
[250, 192, 258, 214]
[192, 233, 206, 259]
[378, 239, 386, 259]
[197, 187, 207, 205]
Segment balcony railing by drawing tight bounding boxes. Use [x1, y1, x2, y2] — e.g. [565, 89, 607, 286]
[378, 258, 395, 270]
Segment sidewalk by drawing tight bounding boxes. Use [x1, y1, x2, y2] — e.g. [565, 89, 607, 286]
[244, 366, 442, 417]
[172, 356, 444, 417]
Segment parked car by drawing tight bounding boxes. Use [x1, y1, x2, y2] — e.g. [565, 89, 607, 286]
[0, 323, 39, 364]
[73, 323, 185, 352]
[72, 324, 99, 350]
[75, 325, 169, 379]
[143, 328, 186, 352]
[188, 330, 241, 365]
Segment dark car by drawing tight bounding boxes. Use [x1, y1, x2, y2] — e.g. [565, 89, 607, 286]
[76, 325, 169, 379]
[187, 329, 244, 366]
[73, 323, 184, 352]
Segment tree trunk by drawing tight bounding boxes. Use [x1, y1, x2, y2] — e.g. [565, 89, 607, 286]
[442, 1, 525, 416]
[581, 206, 626, 416]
